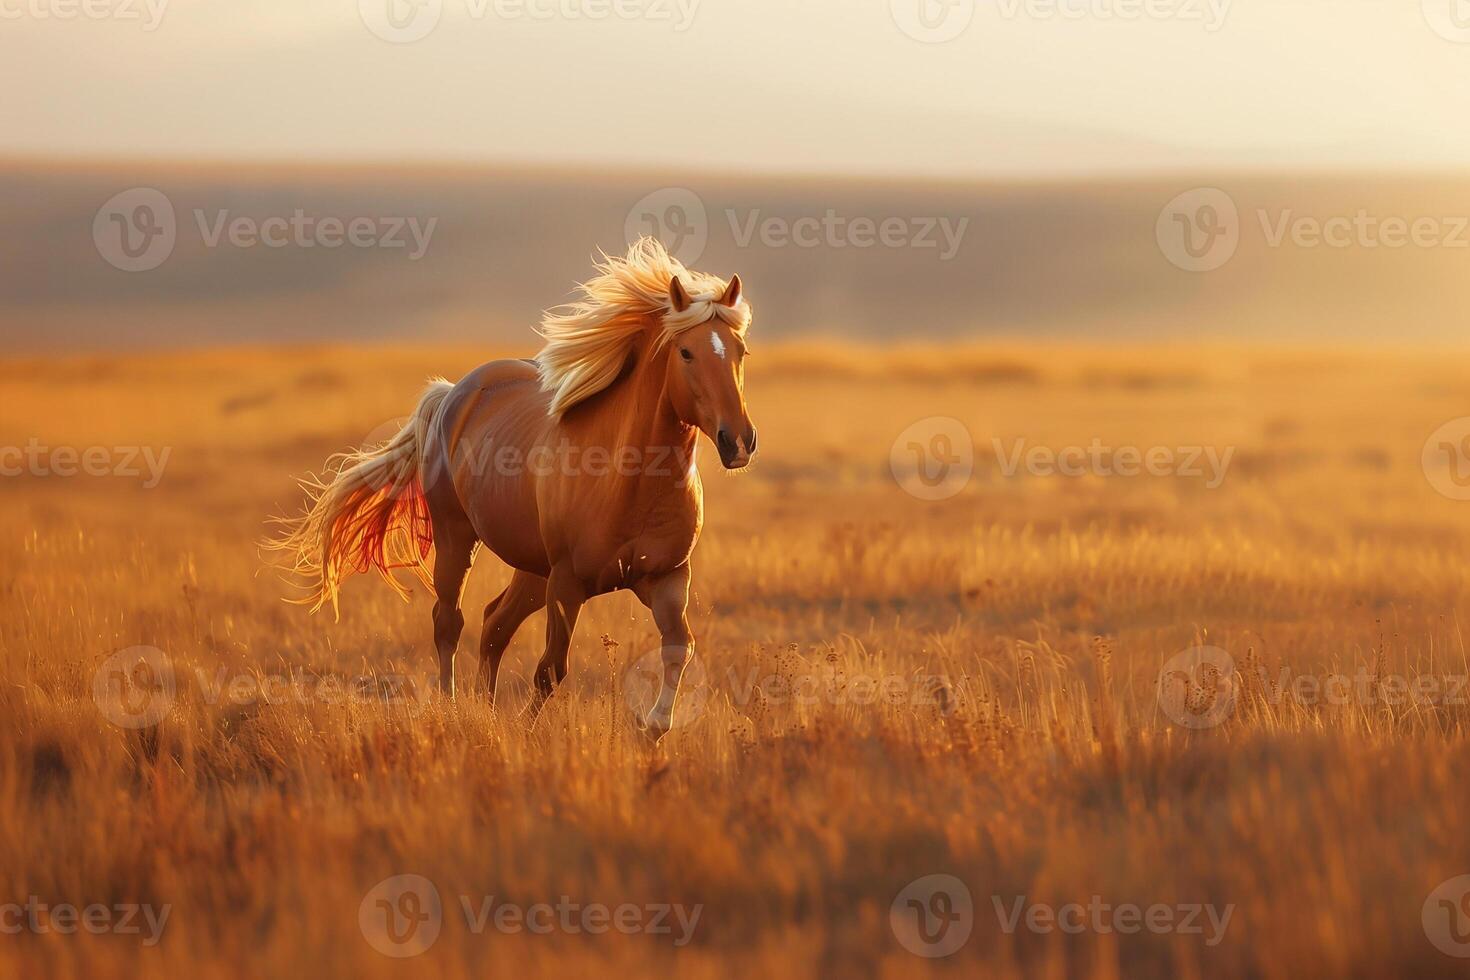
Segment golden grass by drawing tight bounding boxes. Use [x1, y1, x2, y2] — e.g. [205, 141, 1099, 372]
[4, 342, 1470, 978]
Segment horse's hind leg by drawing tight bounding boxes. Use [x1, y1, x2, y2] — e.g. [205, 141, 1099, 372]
[429, 516, 477, 698]
[527, 564, 585, 722]
[476, 569, 547, 703]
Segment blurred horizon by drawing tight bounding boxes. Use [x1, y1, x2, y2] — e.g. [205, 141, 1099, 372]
[6, 157, 1470, 352]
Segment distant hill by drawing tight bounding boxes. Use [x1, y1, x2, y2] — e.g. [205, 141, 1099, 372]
[3, 160, 1469, 350]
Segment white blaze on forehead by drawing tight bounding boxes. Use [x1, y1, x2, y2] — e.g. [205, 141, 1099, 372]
[709, 328, 726, 359]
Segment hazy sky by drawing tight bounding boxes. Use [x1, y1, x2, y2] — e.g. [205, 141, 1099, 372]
[6, 0, 1470, 176]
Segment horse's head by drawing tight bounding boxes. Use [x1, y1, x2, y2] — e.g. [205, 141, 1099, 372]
[664, 273, 757, 470]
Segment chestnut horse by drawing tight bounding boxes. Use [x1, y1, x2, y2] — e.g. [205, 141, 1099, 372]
[269, 239, 755, 739]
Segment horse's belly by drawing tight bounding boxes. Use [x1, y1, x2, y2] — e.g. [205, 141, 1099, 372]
[476, 490, 549, 574]
[438, 365, 555, 576]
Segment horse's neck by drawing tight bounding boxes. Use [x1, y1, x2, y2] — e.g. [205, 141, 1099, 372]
[572, 343, 695, 464]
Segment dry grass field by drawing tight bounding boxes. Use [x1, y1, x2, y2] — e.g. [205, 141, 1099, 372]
[4, 342, 1470, 978]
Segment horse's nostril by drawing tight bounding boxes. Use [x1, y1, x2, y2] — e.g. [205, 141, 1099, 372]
[716, 428, 738, 459]
[746, 427, 758, 455]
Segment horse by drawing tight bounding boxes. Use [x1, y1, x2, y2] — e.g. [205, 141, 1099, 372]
[267, 238, 756, 740]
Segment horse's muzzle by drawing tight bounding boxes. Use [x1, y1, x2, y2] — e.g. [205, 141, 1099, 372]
[716, 425, 755, 469]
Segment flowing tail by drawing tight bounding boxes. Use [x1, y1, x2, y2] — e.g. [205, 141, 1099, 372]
[265, 379, 454, 617]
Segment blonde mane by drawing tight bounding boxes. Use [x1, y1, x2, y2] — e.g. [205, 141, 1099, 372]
[535, 238, 751, 418]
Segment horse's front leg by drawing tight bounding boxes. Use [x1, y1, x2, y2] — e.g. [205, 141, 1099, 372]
[635, 565, 694, 743]
[527, 563, 584, 723]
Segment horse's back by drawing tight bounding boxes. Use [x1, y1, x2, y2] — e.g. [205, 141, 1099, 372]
[425, 358, 555, 575]
[436, 356, 548, 437]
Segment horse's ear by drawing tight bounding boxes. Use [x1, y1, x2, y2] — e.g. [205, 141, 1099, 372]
[719, 274, 743, 308]
[668, 275, 692, 313]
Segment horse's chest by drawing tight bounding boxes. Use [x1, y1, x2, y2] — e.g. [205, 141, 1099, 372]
[582, 487, 702, 593]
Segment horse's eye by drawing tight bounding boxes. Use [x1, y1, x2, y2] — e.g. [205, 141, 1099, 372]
[679, 348, 693, 362]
